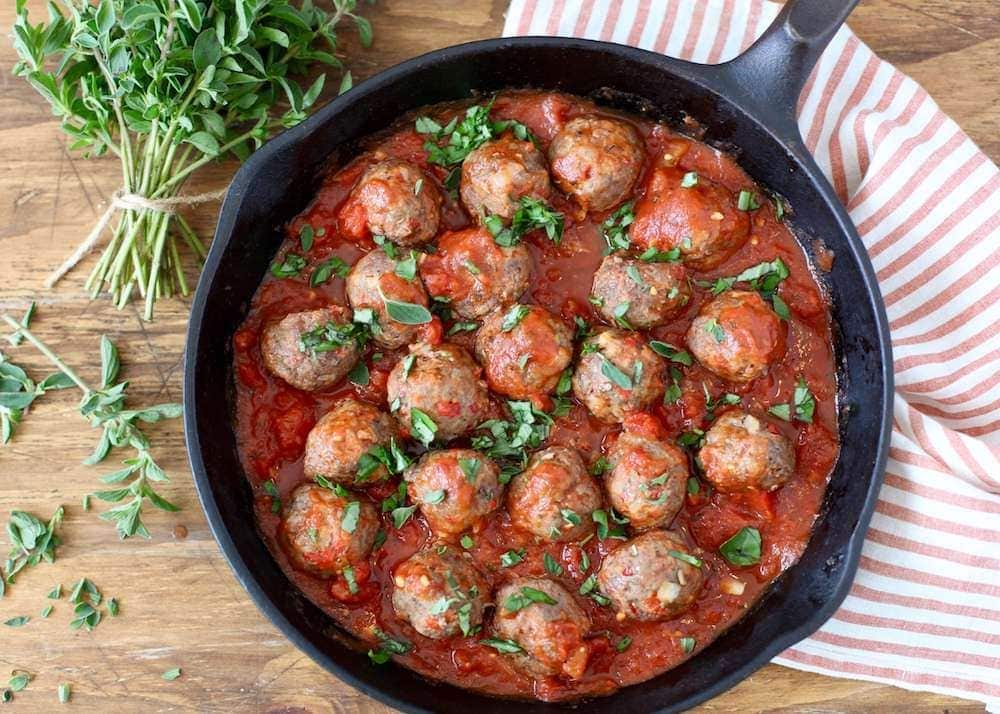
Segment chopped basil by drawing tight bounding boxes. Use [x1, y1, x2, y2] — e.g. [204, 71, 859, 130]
[299, 224, 315, 251]
[626, 264, 649, 290]
[543, 552, 563, 576]
[501, 304, 531, 332]
[680, 171, 699, 188]
[500, 549, 526, 568]
[638, 246, 681, 263]
[578, 573, 611, 605]
[592, 509, 627, 540]
[368, 629, 412, 664]
[612, 301, 633, 330]
[392, 504, 418, 529]
[459, 458, 480, 484]
[587, 294, 605, 308]
[382, 294, 432, 325]
[687, 477, 701, 496]
[599, 355, 634, 390]
[347, 361, 370, 386]
[373, 529, 387, 550]
[616, 636, 633, 652]
[769, 376, 815, 422]
[400, 354, 416, 380]
[58, 683, 70, 703]
[504, 586, 557, 612]
[410, 408, 438, 446]
[679, 636, 696, 654]
[413, 178, 423, 195]
[589, 457, 609, 475]
[460, 534, 475, 549]
[298, 321, 365, 357]
[649, 340, 692, 365]
[737, 189, 760, 211]
[601, 200, 634, 253]
[446, 321, 478, 335]
[373, 234, 398, 258]
[487, 197, 564, 246]
[4, 616, 29, 627]
[394, 251, 419, 281]
[481, 637, 523, 654]
[342, 565, 359, 594]
[702, 318, 725, 343]
[668, 549, 703, 568]
[462, 259, 481, 275]
[719, 526, 762, 566]
[341, 500, 361, 533]
[573, 315, 591, 341]
[310, 256, 350, 287]
[162, 668, 181, 681]
[677, 428, 705, 448]
[560, 508, 582, 526]
[270, 252, 306, 278]
[424, 489, 446, 505]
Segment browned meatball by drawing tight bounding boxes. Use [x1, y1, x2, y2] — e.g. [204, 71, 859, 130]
[630, 167, 750, 270]
[597, 530, 704, 621]
[260, 305, 361, 391]
[606, 428, 688, 530]
[506, 446, 603, 542]
[280, 483, 378, 577]
[571, 328, 666, 423]
[493, 577, 592, 679]
[474, 305, 573, 401]
[346, 249, 430, 350]
[418, 227, 532, 320]
[548, 115, 645, 212]
[391, 547, 488, 639]
[686, 290, 786, 383]
[591, 254, 691, 329]
[346, 159, 441, 246]
[699, 410, 795, 493]
[303, 399, 399, 486]
[460, 133, 551, 223]
[403, 449, 503, 540]
[386, 342, 491, 442]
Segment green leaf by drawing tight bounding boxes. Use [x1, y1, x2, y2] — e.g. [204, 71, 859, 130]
[409, 408, 437, 446]
[338, 71, 353, 95]
[353, 15, 373, 47]
[192, 30, 221, 72]
[480, 637, 523, 654]
[599, 356, 633, 391]
[177, 0, 202, 31]
[39, 372, 75, 391]
[4, 616, 30, 627]
[162, 667, 182, 681]
[257, 26, 289, 47]
[719, 527, 762, 566]
[121, 4, 160, 28]
[99, 336, 119, 388]
[382, 296, 431, 325]
[58, 683, 71, 703]
[185, 131, 219, 157]
[0, 392, 35, 410]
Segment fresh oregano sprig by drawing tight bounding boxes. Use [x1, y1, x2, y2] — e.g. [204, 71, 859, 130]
[2, 314, 181, 539]
[0, 508, 64, 599]
[11, 0, 374, 320]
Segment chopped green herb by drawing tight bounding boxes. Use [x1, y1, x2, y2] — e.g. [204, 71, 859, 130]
[270, 253, 307, 279]
[460, 534, 475, 549]
[616, 636, 633, 652]
[162, 668, 182, 681]
[299, 224, 315, 252]
[592, 509, 627, 540]
[347, 361, 370, 386]
[368, 629, 412, 663]
[703, 318, 725, 343]
[58, 683, 71, 703]
[687, 477, 701, 496]
[719, 527, 762, 566]
[500, 549, 526, 568]
[342, 565, 359, 595]
[737, 189, 760, 211]
[599, 355, 634, 390]
[481, 637, 523, 654]
[8, 672, 31, 692]
[680, 171, 699, 188]
[589, 457, 610, 475]
[600, 201, 635, 253]
[410, 408, 438, 446]
[0, 507, 64, 600]
[310, 256, 350, 287]
[501, 304, 531, 332]
[424, 489, 446, 505]
[668, 549, 703, 568]
[625, 264, 650, 290]
[504, 586, 557, 612]
[638, 246, 681, 263]
[462, 259, 481, 275]
[543, 552, 563, 576]
[381, 294, 432, 325]
[298, 321, 365, 357]
[679, 636, 696, 654]
[487, 197, 564, 247]
[612, 301, 633, 330]
[4, 616, 29, 627]
[459, 458, 480, 484]
[395, 251, 419, 281]
[677, 429, 705, 448]
[341, 501, 361, 534]
[446, 321, 479, 336]
[649, 341, 693, 365]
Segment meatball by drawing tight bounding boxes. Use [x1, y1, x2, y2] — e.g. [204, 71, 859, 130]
[548, 115, 645, 212]
[403, 449, 503, 539]
[260, 305, 361, 391]
[281, 483, 378, 577]
[606, 428, 688, 530]
[686, 290, 786, 382]
[474, 305, 573, 401]
[597, 530, 704, 621]
[303, 399, 398, 486]
[342, 158, 441, 246]
[391, 547, 488, 639]
[418, 227, 532, 319]
[591, 254, 691, 328]
[506, 446, 603, 542]
[572, 328, 665, 423]
[630, 167, 750, 270]
[346, 249, 430, 349]
[700, 410, 795, 492]
[493, 577, 592, 679]
[460, 132, 551, 223]
[387, 342, 491, 442]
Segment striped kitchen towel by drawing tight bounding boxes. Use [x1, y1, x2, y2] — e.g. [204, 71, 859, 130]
[504, 0, 1000, 709]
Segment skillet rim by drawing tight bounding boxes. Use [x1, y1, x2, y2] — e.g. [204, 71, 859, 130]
[184, 35, 893, 713]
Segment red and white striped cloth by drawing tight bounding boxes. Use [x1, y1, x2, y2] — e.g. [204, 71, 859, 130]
[504, 0, 1000, 708]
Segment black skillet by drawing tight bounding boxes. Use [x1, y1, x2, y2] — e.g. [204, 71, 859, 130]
[184, 0, 892, 710]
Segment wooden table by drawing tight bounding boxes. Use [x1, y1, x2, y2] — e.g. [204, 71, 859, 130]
[1, 1, 995, 711]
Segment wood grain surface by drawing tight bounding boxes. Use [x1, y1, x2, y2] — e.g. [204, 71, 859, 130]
[0, 0, 995, 711]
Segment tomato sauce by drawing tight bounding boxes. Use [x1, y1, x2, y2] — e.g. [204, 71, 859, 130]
[231, 91, 839, 701]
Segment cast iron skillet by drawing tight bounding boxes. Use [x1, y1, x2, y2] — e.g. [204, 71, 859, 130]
[184, 0, 892, 710]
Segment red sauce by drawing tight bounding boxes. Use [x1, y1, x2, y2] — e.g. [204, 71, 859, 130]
[231, 91, 839, 702]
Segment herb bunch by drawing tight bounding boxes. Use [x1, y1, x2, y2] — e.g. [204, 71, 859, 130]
[2, 315, 182, 539]
[11, 0, 374, 320]
[0, 508, 64, 599]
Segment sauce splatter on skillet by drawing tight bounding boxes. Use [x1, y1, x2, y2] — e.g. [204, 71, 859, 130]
[231, 90, 839, 702]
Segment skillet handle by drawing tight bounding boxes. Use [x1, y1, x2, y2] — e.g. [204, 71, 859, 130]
[719, 0, 860, 138]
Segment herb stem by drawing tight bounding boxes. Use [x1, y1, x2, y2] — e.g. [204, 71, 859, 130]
[0, 317, 92, 394]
